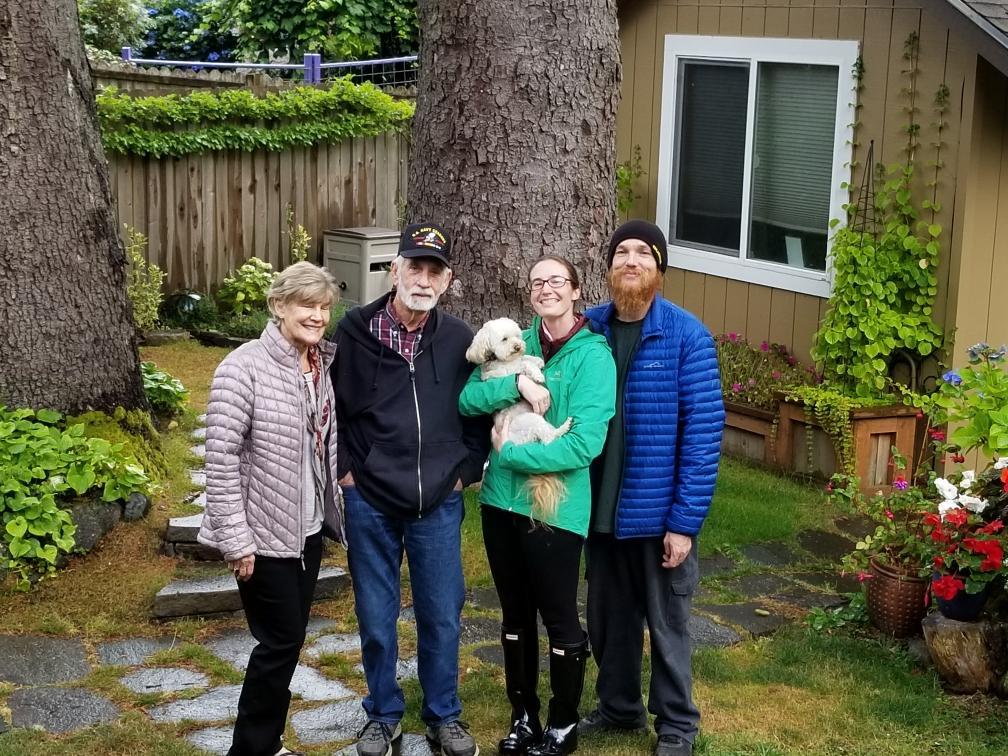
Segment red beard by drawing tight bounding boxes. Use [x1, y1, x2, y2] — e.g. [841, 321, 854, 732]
[607, 267, 663, 316]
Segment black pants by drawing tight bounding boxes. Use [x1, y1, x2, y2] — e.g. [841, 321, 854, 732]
[585, 533, 699, 741]
[228, 531, 323, 756]
[481, 505, 585, 646]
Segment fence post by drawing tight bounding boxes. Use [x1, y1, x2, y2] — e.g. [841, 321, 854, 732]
[121, 47, 132, 62]
[303, 53, 314, 83]
[312, 54, 322, 85]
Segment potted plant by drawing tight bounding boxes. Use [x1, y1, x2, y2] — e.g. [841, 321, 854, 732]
[829, 455, 933, 637]
[715, 333, 813, 464]
[922, 476, 1006, 620]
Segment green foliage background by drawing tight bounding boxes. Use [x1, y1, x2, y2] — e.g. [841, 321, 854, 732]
[96, 79, 414, 157]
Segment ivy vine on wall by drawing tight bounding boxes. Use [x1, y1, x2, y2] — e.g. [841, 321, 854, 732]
[811, 32, 947, 399]
[97, 78, 414, 158]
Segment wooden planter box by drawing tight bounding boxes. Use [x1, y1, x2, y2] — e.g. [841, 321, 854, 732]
[722, 401, 777, 465]
[774, 400, 925, 493]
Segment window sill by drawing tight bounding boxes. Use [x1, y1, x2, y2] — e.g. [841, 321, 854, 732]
[667, 244, 832, 297]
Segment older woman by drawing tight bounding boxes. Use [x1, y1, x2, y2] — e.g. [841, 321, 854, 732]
[459, 255, 616, 756]
[198, 261, 345, 756]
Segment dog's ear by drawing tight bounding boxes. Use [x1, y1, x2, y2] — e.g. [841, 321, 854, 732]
[465, 327, 493, 364]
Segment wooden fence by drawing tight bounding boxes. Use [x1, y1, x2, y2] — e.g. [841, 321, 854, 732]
[108, 132, 409, 293]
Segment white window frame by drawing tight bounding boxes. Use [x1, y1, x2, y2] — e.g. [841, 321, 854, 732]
[655, 35, 860, 298]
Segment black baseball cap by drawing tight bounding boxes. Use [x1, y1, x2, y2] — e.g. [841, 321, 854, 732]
[399, 222, 451, 265]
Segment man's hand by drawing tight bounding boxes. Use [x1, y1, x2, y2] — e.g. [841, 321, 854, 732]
[339, 472, 355, 488]
[492, 415, 512, 452]
[662, 532, 692, 569]
[228, 554, 255, 581]
[517, 375, 551, 416]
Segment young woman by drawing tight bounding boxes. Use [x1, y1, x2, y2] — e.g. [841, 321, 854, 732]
[198, 262, 345, 756]
[459, 255, 616, 756]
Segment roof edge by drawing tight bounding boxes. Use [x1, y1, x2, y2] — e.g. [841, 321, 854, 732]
[945, 0, 1008, 55]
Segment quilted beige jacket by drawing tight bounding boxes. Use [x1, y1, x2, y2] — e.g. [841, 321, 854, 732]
[197, 320, 345, 561]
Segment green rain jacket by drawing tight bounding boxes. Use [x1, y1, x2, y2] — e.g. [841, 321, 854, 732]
[458, 318, 616, 536]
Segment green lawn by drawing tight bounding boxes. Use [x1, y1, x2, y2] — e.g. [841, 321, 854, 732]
[3, 343, 1007, 755]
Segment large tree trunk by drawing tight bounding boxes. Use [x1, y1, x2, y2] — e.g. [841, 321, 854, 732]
[0, 1, 145, 413]
[409, 0, 621, 325]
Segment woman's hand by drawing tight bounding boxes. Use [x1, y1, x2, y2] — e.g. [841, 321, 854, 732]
[228, 554, 255, 581]
[517, 375, 551, 415]
[492, 415, 512, 452]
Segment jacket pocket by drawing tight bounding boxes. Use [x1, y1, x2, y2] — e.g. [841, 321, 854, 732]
[420, 441, 469, 495]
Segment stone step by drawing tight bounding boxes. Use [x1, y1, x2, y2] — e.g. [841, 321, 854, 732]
[165, 512, 203, 543]
[152, 566, 350, 619]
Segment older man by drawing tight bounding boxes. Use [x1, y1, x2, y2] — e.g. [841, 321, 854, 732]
[580, 220, 724, 756]
[332, 223, 490, 756]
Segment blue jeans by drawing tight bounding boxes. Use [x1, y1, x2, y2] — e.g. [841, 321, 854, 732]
[344, 486, 465, 726]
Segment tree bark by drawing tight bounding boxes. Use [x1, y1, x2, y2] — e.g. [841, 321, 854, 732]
[0, 1, 145, 412]
[922, 614, 1008, 696]
[409, 0, 621, 325]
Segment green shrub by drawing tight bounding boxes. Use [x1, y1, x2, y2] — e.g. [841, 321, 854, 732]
[216, 257, 275, 317]
[141, 362, 189, 417]
[160, 291, 222, 332]
[716, 333, 814, 410]
[68, 409, 168, 483]
[125, 227, 165, 332]
[220, 309, 272, 340]
[77, 0, 150, 54]
[0, 407, 151, 589]
[287, 205, 311, 264]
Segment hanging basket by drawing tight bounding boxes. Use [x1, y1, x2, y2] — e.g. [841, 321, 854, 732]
[866, 557, 929, 637]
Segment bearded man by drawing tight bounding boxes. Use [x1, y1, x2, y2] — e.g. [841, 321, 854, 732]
[580, 220, 724, 756]
[332, 222, 490, 756]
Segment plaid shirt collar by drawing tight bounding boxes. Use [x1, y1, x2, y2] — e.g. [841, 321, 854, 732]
[370, 297, 428, 362]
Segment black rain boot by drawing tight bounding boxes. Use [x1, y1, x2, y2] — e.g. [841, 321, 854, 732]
[527, 634, 589, 756]
[498, 626, 542, 755]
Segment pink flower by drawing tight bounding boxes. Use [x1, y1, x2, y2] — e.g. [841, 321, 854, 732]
[728, 332, 739, 342]
[885, 510, 894, 520]
[893, 475, 908, 491]
[825, 482, 834, 492]
[857, 571, 874, 582]
[747, 378, 757, 386]
[771, 370, 782, 380]
[731, 382, 742, 393]
[787, 355, 797, 365]
[759, 340, 770, 352]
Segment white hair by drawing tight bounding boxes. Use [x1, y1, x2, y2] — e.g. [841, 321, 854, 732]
[267, 262, 338, 319]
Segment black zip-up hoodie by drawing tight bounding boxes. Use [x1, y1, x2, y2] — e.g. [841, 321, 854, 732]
[331, 292, 491, 519]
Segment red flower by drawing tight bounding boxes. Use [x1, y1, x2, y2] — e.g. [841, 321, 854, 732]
[932, 574, 965, 600]
[931, 528, 949, 543]
[945, 509, 969, 527]
[923, 513, 942, 528]
[885, 510, 895, 520]
[856, 571, 874, 582]
[1001, 469, 1008, 494]
[932, 556, 945, 568]
[979, 519, 1004, 535]
[929, 429, 947, 442]
[952, 453, 966, 463]
[915, 411, 924, 419]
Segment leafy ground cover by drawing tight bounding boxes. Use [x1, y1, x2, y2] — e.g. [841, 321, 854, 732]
[2, 342, 1007, 755]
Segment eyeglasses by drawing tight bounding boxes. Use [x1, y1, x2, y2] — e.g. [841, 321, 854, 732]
[530, 276, 572, 291]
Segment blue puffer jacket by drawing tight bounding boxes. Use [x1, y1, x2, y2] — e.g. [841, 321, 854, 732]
[586, 296, 724, 538]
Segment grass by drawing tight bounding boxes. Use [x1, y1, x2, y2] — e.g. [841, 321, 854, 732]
[3, 342, 1008, 754]
[702, 458, 833, 557]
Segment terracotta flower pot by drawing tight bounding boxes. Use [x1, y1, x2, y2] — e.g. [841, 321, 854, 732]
[866, 557, 929, 637]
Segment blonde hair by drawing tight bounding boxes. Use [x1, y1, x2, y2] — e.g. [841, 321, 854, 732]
[267, 262, 338, 319]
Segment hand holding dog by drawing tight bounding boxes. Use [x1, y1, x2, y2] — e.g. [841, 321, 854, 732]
[492, 415, 512, 452]
[517, 374, 551, 415]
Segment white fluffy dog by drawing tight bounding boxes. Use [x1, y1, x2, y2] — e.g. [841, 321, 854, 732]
[466, 318, 571, 520]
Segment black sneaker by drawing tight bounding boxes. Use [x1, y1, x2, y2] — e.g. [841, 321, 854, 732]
[356, 720, 402, 756]
[654, 734, 693, 756]
[425, 719, 479, 756]
[577, 708, 648, 736]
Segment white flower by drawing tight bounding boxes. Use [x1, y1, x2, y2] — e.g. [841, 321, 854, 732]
[996, 458, 1008, 470]
[939, 500, 963, 520]
[959, 495, 988, 514]
[935, 478, 959, 500]
[959, 470, 976, 489]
